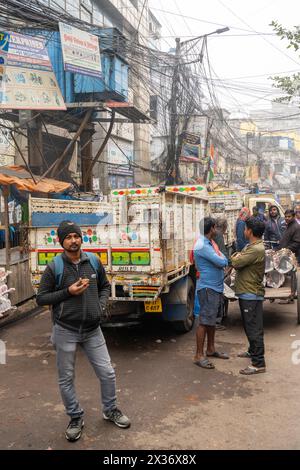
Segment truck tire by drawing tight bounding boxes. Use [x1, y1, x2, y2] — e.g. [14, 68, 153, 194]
[172, 277, 195, 333]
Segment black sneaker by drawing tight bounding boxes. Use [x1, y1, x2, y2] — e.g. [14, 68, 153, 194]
[103, 407, 131, 429]
[65, 416, 84, 442]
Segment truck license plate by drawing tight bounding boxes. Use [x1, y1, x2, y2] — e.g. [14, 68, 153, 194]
[144, 299, 162, 313]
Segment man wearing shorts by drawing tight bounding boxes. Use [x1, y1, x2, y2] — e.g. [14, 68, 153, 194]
[193, 217, 229, 369]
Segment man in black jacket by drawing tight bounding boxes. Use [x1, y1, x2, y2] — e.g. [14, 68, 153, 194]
[37, 221, 130, 442]
[264, 205, 285, 249]
[278, 209, 300, 262]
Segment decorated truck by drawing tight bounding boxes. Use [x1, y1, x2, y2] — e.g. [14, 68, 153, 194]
[208, 189, 285, 249]
[208, 189, 243, 248]
[29, 185, 208, 332]
[28, 185, 285, 330]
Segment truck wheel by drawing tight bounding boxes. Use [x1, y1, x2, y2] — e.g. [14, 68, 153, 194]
[173, 277, 195, 333]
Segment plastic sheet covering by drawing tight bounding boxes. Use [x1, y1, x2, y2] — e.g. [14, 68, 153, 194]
[265, 249, 275, 273]
[265, 270, 285, 289]
[273, 249, 297, 274]
[0, 166, 71, 193]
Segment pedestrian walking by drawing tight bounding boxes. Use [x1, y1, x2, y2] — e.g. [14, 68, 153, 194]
[264, 205, 285, 249]
[278, 209, 300, 263]
[193, 217, 229, 370]
[37, 220, 130, 442]
[231, 217, 266, 375]
[235, 207, 251, 252]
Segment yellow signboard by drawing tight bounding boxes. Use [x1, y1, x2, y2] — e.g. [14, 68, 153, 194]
[37, 250, 108, 266]
[144, 298, 162, 313]
[95, 251, 108, 266]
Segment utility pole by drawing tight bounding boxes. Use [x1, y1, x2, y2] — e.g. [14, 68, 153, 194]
[256, 132, 262, 180]
[165, 27, 229, 185]
[204, 117, 213, 184]
[173, 37, 182, 184]
[28, 114, 44, 174]
[246, 132, 249, 166]
[166, 37, 181, 185]
[81, 128, 94, 191]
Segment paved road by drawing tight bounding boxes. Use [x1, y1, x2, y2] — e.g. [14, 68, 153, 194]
[1, 300, 300, 450]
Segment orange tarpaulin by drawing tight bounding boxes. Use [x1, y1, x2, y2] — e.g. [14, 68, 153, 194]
[0, 166, 71, 193]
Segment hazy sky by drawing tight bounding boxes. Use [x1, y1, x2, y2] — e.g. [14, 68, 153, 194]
[148, 0, 300, 113]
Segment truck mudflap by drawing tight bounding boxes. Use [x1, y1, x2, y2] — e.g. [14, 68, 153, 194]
[162, 275, 195, 324]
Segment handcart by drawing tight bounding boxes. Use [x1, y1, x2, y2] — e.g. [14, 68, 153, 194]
[263, 245, 300, 324]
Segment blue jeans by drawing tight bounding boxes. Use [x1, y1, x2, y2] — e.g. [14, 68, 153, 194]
[51, 324, 117, 418]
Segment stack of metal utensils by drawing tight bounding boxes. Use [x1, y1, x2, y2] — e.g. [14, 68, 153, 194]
[265, 249, 297, 289]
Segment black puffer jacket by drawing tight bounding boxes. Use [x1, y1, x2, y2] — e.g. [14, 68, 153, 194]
[36, 252, 111, 333]
[278, 219, 300, 258]
[264, 216, 286, 247]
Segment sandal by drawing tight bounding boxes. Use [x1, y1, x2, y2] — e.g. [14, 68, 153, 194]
[239, 365, 266, 375]
[207, 351, 229, 359]
[194, 358, 215, 369]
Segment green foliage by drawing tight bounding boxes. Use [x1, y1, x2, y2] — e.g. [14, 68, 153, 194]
[270, 20, 300, 51]
[269, 21, 300, 103]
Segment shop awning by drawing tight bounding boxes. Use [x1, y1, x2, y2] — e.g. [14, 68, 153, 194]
[105, 101, 151, 123]
[0, 165, 71, 193]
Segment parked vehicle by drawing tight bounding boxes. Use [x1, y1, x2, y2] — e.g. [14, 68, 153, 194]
[243, 193, 284, 218]
[29, 185, 209, 332]
[28, 185, 286, 331]
[208, 189, 242, 249]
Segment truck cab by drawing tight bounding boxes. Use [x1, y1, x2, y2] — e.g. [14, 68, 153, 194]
[243, 194, 285, 218]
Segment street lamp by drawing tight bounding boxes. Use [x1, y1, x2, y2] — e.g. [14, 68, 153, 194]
[179, 26, 230, 64]
[180, 26, 230, 46]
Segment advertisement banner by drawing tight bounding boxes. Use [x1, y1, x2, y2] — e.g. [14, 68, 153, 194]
[0, 32, 9, 99]
[0, 31, 66, 110]
[181, 132, 202, 159]
[59, 22, 101, 77]
[0, 31, 9, 68]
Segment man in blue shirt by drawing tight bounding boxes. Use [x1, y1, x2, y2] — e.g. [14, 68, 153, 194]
[193, 217, 229, 369]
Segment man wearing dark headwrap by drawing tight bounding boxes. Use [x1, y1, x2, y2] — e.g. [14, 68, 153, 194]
[37, 221, 130, 442]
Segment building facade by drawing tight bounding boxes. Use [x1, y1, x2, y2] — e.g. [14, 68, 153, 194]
[3, 0, 154, 191]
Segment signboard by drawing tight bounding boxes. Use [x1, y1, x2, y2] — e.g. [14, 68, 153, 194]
[0, 125, 14, 166]
[181, 132, 202, 159]
[0, 32, 9, 70]
[37, 250, 108, 266]
[59, 22, 101, 77]
[108, 141, 134, 176]
[0, 32, 9, 104]
[0, 31, 66, 110]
